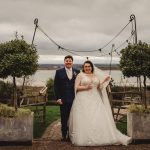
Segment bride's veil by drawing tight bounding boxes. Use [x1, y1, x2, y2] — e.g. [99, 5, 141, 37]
[94, 66, 116, 126]
[93, 66, 109, 88]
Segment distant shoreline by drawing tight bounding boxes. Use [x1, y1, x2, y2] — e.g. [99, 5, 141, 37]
[38, 68, 120, 70]
[38, 64, 120, 70]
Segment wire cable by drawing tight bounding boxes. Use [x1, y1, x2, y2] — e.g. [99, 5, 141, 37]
[36, 20, 132, 53]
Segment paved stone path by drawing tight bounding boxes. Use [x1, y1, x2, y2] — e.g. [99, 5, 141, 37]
[42, 119, 61, 140]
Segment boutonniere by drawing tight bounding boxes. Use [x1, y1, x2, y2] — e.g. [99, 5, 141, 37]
[73, 71, 77, 78]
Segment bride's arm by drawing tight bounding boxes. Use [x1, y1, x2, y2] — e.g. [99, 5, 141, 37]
[77, 84, 93, 91]
[101, 76, 110, 84]
[97, 76, 110, 89]
[75, 73, 92, 92]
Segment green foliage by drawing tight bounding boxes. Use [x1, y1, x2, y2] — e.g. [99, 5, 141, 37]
[128, 104, 150, 113]
[116, 117, 127, 134]
[0, 103, 31, 117]
[0, 80, 13, 101]
[0, 39, 39, 78]
[46, 78, 55, 101]
[120, 41, 150, 78]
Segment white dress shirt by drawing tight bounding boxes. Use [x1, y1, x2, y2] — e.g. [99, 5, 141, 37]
[65, 67, 73, 80]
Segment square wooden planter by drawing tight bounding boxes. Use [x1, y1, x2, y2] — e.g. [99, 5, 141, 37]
[127, 112, 150, 139]
[0, 112, 34, 145]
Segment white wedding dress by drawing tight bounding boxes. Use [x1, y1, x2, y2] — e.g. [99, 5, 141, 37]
[69, 71, 132, 146]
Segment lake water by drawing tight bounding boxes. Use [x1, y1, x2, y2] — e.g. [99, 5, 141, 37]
[1, 69, 150, 87]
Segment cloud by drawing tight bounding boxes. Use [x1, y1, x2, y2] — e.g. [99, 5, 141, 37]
[0, 0, 150, 57]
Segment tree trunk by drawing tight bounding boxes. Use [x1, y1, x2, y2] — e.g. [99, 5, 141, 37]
[138, 76, 143, 104]
[143, 75, 147, 108]
[13, 76, 17, 111]
[22, 76, 26, 91]
[137, 77, 139, 91]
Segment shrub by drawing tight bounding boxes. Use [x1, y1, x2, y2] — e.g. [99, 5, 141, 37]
[46, 78, 55, 101]
[128, 104, 150, 113]
[0, 103, 31, 117]
[0, 81, 13, 103]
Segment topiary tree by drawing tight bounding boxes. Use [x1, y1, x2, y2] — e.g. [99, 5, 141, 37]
[0, 37, 39, 109]
[120, 41, 150, 108]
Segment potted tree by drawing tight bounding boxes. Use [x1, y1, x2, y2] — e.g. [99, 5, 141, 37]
[120, 41, 150, 140]
[0, 34, 38, 145]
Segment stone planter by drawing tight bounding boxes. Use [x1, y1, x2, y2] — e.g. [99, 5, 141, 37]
[0, 112, 34, 145]
[127, 112, 150, 139]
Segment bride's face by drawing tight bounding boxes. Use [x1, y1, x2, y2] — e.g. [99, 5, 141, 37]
[84, 63, 92, 74]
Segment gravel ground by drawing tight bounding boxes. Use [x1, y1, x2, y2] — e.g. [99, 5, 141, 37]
[0, 140, 150, 150]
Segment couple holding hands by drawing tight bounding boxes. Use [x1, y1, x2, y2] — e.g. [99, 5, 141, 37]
[54, 55, 131, 146]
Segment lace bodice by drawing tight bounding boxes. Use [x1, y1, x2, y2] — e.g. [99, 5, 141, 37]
[80, 73, 100, 88]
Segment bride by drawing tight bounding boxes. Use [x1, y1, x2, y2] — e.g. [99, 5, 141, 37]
[69, 60, 132, 146]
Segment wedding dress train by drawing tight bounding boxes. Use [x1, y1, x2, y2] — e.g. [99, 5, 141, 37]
[69, 72, 132, 146]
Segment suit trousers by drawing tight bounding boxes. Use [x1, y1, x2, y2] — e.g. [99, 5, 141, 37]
[60, 103, 72, 138]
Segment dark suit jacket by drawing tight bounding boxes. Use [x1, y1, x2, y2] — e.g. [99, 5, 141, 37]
[54, 67, 80, 104]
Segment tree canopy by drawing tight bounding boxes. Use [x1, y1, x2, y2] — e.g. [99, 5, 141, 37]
[120, 41, 150, 108]
[120, 41, 150, 79]
[0, 39, 39, 79]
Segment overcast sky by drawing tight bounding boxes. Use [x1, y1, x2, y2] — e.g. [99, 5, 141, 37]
[0, 0, 150, 64]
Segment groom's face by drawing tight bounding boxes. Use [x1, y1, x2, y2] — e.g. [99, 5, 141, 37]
[64, 58, 73, 69]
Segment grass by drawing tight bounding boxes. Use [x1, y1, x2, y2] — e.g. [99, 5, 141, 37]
[116, 117, 127, 134]
[28, 105, 60, 139]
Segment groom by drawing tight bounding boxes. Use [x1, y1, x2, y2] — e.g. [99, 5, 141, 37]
[54, 55, 80, 141]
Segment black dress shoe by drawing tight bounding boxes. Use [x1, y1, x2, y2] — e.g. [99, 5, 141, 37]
[66, 136, 71, 142]
[61, 137, 67, 142]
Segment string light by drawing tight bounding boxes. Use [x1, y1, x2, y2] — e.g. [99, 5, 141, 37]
[98, 49, 102, 52]
[32, 16, 136, 59]
[36, 18, 133, 54]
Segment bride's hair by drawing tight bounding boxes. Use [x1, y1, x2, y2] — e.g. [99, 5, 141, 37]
[82, 60, 94, 73]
